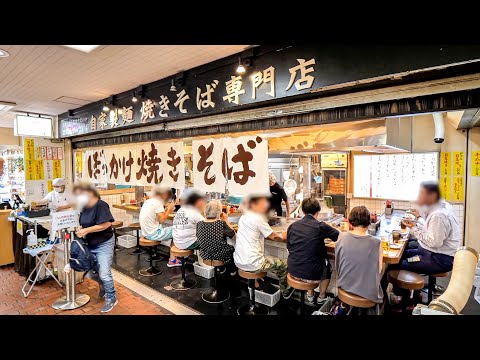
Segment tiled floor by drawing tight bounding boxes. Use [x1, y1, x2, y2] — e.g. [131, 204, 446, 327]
[0, 265, 171, 315]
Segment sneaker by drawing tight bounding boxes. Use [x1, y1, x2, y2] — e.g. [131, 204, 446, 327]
[229, 270, 237, 276]
[316, 296, 329, 306]
[282, 287, 296, 300]
[167, 258, 183, 268]
[100, 297, 118, 313]
[307, 293, 315, 304]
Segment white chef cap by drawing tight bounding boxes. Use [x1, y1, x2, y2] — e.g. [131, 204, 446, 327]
[52, 178, 66, 187]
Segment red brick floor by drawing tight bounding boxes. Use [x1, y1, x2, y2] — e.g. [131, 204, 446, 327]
[0, 265, 171, 315]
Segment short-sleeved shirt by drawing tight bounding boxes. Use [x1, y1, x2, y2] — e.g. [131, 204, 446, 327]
[234, 211, 273, 271]
[172, 205, 205, 249]
[197, 220, 235, 262]
[287, 214, 340, 280]
[269, 182, 288, 216]
[335, 232, 383, 303]
[79, 200, 114, 248]
[42, 190, 74, 210]
[139, 198, 166, 237]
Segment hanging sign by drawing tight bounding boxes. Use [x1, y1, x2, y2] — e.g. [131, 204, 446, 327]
[51, 210, 78, 231]
[192, 138, 225, 193]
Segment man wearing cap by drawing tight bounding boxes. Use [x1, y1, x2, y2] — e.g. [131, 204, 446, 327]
[42, 178, 75, 212]
[140, 184, 178, 266]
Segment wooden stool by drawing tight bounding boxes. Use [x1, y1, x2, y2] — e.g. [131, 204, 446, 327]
[111, 221, 123, 252]
[338, 288, 379, 314]
[202, 260, 230, 304]
[287, 273, 318, 315]
[139, 237, 164, 277]
[170, 246, 196, 290]
[128, 223, 144, 255]
[388, 270, 425, 313]
[237, 270, 268, 315]
[426, 272, 449, 303]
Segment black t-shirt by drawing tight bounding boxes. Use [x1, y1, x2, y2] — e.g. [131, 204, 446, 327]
[287, 214, 340, 280]
[79, 200, 114, 248]
[269, 182, 288, 215]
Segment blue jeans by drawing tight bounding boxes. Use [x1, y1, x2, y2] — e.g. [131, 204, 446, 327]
[89, 236, 116, 300]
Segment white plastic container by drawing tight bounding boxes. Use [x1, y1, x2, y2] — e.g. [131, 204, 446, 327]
[118, 234, 136, 249]
[249, 287, 281, 308]
[193, 262, 215, 279]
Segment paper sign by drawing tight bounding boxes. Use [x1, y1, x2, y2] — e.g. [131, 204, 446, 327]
[57, 147, 64, 160]
[53, 160, 62, 178]
[453, 151, 464, 176]
[34, 160, 44, 180]
[321, 153, 348, 168]
[25, 160, 35, 180]
[47, 180, 53, 193]
[41, 146, 47, 160]
[51, 210, 78, 231]
[46, 147, 53, 160]
[16, 219, 23, 236]
[473, 150, 480, 177]
[452, 177, 464, 202]
[52, 147, 58, 160]
[440, 152, 451, 176]
[440, 176, 451, 201]
[75, 151, 83, 175]
[25, 138, 35, 160]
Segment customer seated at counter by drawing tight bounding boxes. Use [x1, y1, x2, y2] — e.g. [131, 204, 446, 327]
[335, 206, 383, 305]
[400, 181, 461, 274]
[197, 200, 237, 275]
[287, 198, 339, 305]
[234, 194, 294, 299]
[139, 184, 178, 267]
[172, 190, 206, 252]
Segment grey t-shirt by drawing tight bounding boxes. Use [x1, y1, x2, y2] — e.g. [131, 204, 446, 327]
[335, 232, 383, 304]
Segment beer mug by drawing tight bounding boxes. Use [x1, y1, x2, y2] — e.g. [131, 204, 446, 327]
[381, 236, 390, 255]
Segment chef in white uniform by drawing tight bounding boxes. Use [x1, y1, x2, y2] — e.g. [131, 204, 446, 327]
[42, 178, 74, 212]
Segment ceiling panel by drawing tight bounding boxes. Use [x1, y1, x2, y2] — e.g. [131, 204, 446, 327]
[0, 45, 250, 128]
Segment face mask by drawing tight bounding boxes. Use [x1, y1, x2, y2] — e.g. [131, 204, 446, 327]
[54, 187, 63, 193]
[76, 194, 89, 209]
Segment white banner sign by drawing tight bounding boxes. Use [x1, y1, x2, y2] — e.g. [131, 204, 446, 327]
[192, 138, 225, 193]
[51, 210, 78, 231]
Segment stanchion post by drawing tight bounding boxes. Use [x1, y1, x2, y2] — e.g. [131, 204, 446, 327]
[69, 230, 76, 300]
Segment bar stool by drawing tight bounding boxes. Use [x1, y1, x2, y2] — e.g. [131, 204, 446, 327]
[287, 273, 317, 315]
[202, 259, 230, 304]
[111, 221, 123, 252]
[338, 288, 379, 315]
[388, 270, 425, 313]
[426, 272, 449, 303]
[170, 245, 196, 290]
[128, 223, 144, 255]
[139, 237, 164, 277]
[237, 270, 269, 315]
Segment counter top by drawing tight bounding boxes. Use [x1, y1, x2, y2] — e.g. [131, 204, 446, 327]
[112, 204, 141, 213]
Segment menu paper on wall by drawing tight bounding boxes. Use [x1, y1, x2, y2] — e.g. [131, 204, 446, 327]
[440, 152, 451, 176]
[51, 210, 78, 231]
[440, 176, 451, 201]
[453, 151, 465, 176]
[473, 150, 480, 176]
[353, 153, 439, 201]
[452, 177, 464, 201]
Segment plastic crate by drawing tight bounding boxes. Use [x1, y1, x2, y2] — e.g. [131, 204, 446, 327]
[476, 261, 480, 276]
[118, 234, 136, 249]
[474, 276, 480, 289]
[249, 287, 281, 308]
[193, 262, 215, 279]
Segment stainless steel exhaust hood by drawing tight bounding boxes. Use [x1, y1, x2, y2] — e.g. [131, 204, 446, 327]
[274, 118, 413, 154]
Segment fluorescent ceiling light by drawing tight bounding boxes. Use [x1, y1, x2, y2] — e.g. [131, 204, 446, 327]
[63, 45, 100, 53]
[0, 101, 16, 112]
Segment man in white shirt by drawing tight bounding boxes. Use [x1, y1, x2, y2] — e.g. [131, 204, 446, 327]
[401, 181, 462, 274]
[140, 184, 178, 266]
[42, 178, 74, 212]
[172, 190, 206, 251]
[234, 195, 294, 299]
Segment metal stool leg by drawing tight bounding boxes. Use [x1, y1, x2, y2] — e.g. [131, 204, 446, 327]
[427, 276, 436, 303]
[139, 247, 163, 277]
[300, 291, 306, 315]
[237, 279, 269, 315]
[170, 256, 196, 290]
[130, 229, 144, 255]
[202, 265, 230, 304]
[114, 229, 121, 252]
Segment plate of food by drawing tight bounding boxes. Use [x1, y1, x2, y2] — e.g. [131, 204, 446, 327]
[403, 213, 416, 221]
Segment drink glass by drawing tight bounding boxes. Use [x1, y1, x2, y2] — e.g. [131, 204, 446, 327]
[381, 236, 390, 255]
[392, 231, 401, 244]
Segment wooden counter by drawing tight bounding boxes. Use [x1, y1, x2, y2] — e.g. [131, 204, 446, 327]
[112, 204, 141, 213]
[0, 209, 14, 266]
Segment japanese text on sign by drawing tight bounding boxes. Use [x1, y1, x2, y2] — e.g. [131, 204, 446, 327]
[472, 150, 480, 177]
[453, 151, 464, 176]
[25, 139, 35, 160]
[440, 176, 451, 201]
[51, 210, 78, 231]
[452, 177, 464, 202]
[440, 152, 451, 176]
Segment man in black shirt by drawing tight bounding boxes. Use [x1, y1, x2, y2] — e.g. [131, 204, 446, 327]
[287, 198, 339, 305]
[269, 172, 290, 217]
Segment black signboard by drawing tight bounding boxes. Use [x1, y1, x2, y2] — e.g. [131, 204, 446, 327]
[59, 44, 480, 138]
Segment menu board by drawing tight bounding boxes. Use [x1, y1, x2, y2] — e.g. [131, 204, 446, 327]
[353, 153, 439, 200]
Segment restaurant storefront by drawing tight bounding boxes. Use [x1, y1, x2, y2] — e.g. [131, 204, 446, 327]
[57, 44, 480, 314]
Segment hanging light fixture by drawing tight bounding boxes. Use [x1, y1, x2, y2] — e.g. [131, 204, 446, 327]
[131, 92, 138, 103]
[102, 102, 110, 111]
[170, 79, 177, 92]
[236, 57, 246, 74]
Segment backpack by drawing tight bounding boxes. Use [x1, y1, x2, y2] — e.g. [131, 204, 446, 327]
[69, 236, 97, 272]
